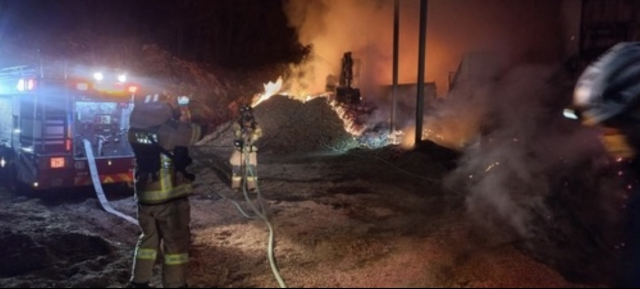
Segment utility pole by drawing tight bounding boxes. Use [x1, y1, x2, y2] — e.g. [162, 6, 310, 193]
[415, 0, 428, 146]
[578, 0, 586, 62]
[390, 0, 400, 142]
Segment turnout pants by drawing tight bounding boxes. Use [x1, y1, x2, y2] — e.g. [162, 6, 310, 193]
[131, 198, 191, 288]
[229, 148, 258, 192]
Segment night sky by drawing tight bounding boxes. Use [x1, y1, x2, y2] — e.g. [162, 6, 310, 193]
[0, 0, 307, 67]
[0, 0, 588, 94]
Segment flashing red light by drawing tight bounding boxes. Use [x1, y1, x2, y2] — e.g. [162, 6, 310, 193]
[128, 86, 138, 93]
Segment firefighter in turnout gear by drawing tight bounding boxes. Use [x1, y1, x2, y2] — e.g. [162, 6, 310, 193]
[126, 93, 203, 288]
[570, 42, 640, 288]
[230, 104, 263, 193]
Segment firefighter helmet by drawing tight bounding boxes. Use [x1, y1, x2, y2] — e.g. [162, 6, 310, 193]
[239, 104, 254, 123]
[573, 42, 640, 126]
[240, 104, 252, 113]
[130, 94, 174, 129]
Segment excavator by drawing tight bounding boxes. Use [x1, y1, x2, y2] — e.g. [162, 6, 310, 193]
[334, 51, 362, 104]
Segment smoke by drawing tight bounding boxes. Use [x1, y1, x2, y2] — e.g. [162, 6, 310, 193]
[281, 0, 391, 98]
[282, 0, 568, 99]
[422, 76, 495, 149]
[442, 64, 615, 239]
[282, 0, 624, 242]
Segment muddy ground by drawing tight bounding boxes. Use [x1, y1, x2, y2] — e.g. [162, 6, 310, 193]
[0, 139, 602, 288]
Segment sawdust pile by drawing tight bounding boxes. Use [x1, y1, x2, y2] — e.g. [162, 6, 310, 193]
[0, 193, 135, 288]
[204, 95, 355, 155]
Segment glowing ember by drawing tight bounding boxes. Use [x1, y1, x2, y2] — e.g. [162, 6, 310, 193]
[329, 100, 367, 136]
[423, 128, 445, 142]
[421, 127, 468, 150]
[389, 130, 404, 145]
[485, 161, 500, 173]
[250, 76, 395, 147]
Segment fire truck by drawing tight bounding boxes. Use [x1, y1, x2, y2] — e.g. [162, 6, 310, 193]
[0, 64, 139, 193]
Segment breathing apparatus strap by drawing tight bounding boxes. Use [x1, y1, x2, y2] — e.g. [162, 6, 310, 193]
[130, 145, 162, 183]
[145, 133, 196, 182]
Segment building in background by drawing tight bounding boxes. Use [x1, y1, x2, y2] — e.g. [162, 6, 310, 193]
[579, 0, 640, 63]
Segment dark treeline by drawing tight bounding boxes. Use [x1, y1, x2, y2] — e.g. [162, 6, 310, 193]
[0, 0, 309, 67]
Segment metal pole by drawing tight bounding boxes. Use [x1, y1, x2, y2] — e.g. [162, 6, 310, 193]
[578, 0, 585, 62]
[390, 0, 400, 140]
[415, 0, 428, 146]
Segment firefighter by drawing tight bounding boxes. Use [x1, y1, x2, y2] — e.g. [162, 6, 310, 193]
[230, 104, 263, 193]
[125, 93, 203, 288]
[570, 42, 640, 287]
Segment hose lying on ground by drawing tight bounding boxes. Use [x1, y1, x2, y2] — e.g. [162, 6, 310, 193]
[192, 147, 287, 288]
[83, 139, 138, 226]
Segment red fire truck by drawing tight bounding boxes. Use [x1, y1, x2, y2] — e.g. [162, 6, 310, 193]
[0, 64, 140, 193]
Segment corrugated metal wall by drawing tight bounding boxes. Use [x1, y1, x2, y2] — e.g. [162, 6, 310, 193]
[0, 96, 14, 147]
[580, 0, 640, 60]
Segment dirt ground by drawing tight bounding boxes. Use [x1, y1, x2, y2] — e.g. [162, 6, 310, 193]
[0, 139, 601, 288]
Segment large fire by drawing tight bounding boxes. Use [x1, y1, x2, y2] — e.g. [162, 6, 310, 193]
[249, 77, 461, 150]
[250, 76, 372, 138]
[251, 76, 285, 107]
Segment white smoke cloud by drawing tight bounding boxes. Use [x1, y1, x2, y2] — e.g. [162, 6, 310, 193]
[443, 64, 611, 239]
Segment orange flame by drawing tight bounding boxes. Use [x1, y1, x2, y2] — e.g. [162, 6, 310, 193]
[328, 99, 367, 136]
[251, 76, 284, 107]
[250, 76, 368, 138]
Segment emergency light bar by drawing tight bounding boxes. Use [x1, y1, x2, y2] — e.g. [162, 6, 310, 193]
[94, 72, 128, 82]
[76, 81, 138, 93]
[85, 70, 137, 95]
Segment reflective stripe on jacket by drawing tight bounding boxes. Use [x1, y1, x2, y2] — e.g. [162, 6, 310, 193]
[233, 122, 263, 151]
[135, 155, 193, 205]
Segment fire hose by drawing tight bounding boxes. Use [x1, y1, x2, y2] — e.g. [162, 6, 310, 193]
[83, 139, 139, 226]
[193, 145, 287, 288]
[85, 122, 285, 286]
[240, 145, 287, 288]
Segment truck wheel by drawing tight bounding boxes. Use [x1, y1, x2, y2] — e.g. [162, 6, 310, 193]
[5, 164, 34, 197]
[117, 182, 136, 197]
[4, 163, 19, 193]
